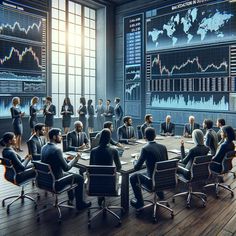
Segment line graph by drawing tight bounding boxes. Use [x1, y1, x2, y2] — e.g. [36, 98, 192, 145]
[125, 64, 141, 81]
[150, 46, 229, 78]
[125, 83, 141, 100]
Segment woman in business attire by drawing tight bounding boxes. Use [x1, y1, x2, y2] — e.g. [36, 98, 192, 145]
[29, 96, 39, 134]
[77, 97, 87, 132]
[61, 97, 74, 134]
[43, 96, 56, 135]
[87, 99, 95, 133]
[210, 125, 235, 172]
[10, 97, 25, 152]
[178, 129, 210, 178]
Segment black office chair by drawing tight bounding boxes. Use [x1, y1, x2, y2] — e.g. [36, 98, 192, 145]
[136, 125, 143, 139]
[86, 165, 123, 228]
[33, 161, 78, 223]
[173, 155, 212, 208]
[136, 159, 178, 223]
[89, 131, 99, 141]
[0, 157, 39, 214]
[204, 151, 236, 198]
[62, 134, 68, 152]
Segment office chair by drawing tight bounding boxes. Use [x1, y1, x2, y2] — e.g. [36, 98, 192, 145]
[173, 155, 212, 208]
[0, 157, 39, 214]
[62, 134, 68, 152]
[204, 151, 236, 198]
[136, 159, 178, 223]
[33, 161, 78, 223]
[86, 165, 123, 228]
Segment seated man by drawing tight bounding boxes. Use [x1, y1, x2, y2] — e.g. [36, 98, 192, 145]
[203, 119, 218, 155]
[216, 118, 225, 144]
[130, 127, 168, 209]
[27, 123, 46, 160]
[160, 115, 175, 136]
[41, 128, 91, 210]
[140, 114, 153, 139]
[183, 115, 200, 138]
[117, 116, 136, 144]
[67, 121, 90, 151]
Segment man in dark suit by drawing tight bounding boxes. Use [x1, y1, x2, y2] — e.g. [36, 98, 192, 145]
[27, 123, 46, 160]
[160, 115, 175, 136]
[103, 99, 114, 122]
[41, 128, 91, 210]
[114, 97, 123, 130]
[66, 121, 90, 151]
[130, 127, 168, 209]
[117, 116, 136, 144]
[140, 114, 153, 138]
[216, 118, 225, 144]
[183, 115, 200, 138]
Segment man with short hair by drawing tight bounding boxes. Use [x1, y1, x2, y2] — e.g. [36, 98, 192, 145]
[27, 123, 46, 160]
[140, 114, 153, 138]
[183, 115, 200, 138]
[114, 97, 123, 130]
[41, 128, 91, 210]
[66, 121, 90, 151]
[103, 99, 114, 122]
[216, 118, 226, 143]
[117, 116, 136, 144]
[160, 115, 175, 136]
[130, 127, 168, 209]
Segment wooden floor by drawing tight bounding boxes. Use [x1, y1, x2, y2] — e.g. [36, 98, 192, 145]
[1, 147, 236, 236]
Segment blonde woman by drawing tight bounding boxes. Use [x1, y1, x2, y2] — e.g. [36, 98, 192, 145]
[29, 96, 39, 134]
[10, 97, 25, 151]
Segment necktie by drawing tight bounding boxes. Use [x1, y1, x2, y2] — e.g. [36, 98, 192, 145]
[190, 125, 192, 134]
[167, 123, 169, 131]
[78, 133, 82, 146]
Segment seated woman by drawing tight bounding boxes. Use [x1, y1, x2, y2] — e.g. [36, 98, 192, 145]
[210, 125, 235, 173]
[1, 132, 35, 183]
[178, 129, 210, 179]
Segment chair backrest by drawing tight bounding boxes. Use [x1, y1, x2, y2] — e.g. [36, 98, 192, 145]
[222, 150, 236, 173]
[32, 161, 55, 191]
[136, 125, 142, 139]
[0, 157, 17, 184]
[153, 159, 179, 191]
[89, 131, 99, 140]
[191, 155, 212, 182]
[62, 134, 68, 152]
[86, 165, 117, 197]
[26, 140, 32, 155]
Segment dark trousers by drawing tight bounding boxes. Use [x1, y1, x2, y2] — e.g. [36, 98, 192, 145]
[16, 167, 36, 184]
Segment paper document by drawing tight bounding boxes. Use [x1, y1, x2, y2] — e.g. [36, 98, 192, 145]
[136, 140, 147, 144]
[168, 149, 181, 155]
[80, 153, 90, 160]
[185, 140, 194, 144]
[121, 161, 128, 165]
[65, 151, 77, 156]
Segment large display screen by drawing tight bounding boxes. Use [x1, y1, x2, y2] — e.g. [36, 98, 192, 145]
[0, 1, 47, 117]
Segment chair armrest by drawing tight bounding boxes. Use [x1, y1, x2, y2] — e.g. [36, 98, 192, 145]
[56, 174, 75, 188]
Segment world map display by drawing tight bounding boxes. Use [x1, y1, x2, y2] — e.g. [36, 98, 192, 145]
[147, 1, 236, 51]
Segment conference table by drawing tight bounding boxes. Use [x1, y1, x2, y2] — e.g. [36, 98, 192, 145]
[72, 136, 194, 212]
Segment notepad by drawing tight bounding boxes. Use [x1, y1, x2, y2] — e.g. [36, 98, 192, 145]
[155, 136, 165, 140]
[185, 140, 194, 144]
[65, 151, 77, 156]
[80, 153, 90, 160]
[136, 140, 147, 144]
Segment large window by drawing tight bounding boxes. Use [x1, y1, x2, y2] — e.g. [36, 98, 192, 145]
[51, 0, 96, 117]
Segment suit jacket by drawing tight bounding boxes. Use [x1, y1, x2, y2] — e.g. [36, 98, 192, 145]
[41, 143, 77, 179]
[104, 105, 114, 121]
[90, 145, 121, 171]
[181, 144, 210, 170]
[114, 104, 123, 122]
[61, 104, 74, 117]
[43, 104, 56, 127]
[160, 122, 175, 136]
[66, 130, 89, 151]
[117, 125, 135, 143]
[94, 132, 118, 147]
[27, 135, 46, 160]
[184, 123, 200, 136]
[134, 141, 168, 178]
[204, 129, 218, 155]
[29, 105, 38, 128]
[141, 122, 153, 138]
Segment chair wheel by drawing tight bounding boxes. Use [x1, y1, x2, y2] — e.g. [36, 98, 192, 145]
[117, 221, 122, 227]
[152, 217, 157, 223]
[172, 198, 175, 203]
[37, 217, 40, 222]
[37, 195, 40, 200]
[202, 202, 206, 208]
[171, 212, 174, 219]
[58, 220, 62, 225]
[166, 203, 170, 207]
[2, 201, 5, 207]
[87, 210, 90, 217]
[34, 204, 37, 210]
[231, 192, 234, 197]
[88, 222, 91, 229]
[186, 203, 191, 208]
[6, 206, 10, 214]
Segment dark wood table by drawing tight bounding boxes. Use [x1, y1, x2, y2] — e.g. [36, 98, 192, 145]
[74, 136, 194, 212]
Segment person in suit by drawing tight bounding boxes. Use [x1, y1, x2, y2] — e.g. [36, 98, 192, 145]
[130, 127, 168, 209]
[210, 125, 235, 173]
[43, 96, 56, 135]
[87, 99, 95, 133]
[183, 115, 200, 138]
[140, 114, 153, 138]
[117, 116, 136, 144]
[96, 98, 105, 131]
[27, 123, 46, 161]
[77, 97, 87, 133]
[61, 97, 74, 134]
[103, 99, 114, 122]
[29, 96, 40, 134]
[1, 132, 35, 183]
[216, 118, 226, 144]
[202, 119, 218, 155]
[160, 115, 175, 136]
[178, 129, 210, 178]
[66, 121, 90, 151]
[41, 128, 91, 210]
[10, 97, 25, 152]
[90, 128, 122, 206]
[114, 97, 123, 130]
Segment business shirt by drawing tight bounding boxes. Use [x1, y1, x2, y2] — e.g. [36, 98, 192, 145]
[27, 134, 46, 160]
[117, 125, 135, 143]
[66, 130, 89, 151]
[160, 122, 175, 136]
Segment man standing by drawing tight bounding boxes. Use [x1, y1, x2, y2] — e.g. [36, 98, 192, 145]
[183, 115, 200, 138]
[140, 114, 153, 139]
[96, 98, 105, 131]
[216, 118, 225, 143]
[27, 123, 46, 160]
[130, 127, 168, 209]
[103, 99, 114, 122]
[160, 115, 175, 136]
[114, 97, 123, 130]
[66, 121, 90, 151]
[41, 128, 91, 210]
